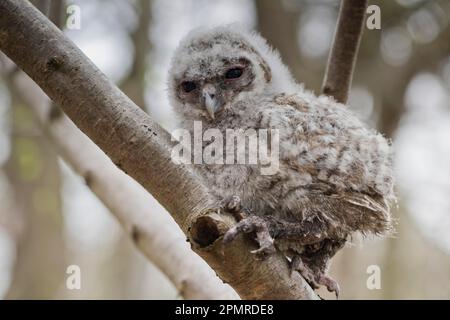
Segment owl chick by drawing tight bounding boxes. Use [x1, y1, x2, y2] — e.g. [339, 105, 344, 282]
[168, 25, 395, 296]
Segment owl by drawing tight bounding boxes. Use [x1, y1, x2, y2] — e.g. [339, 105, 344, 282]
[168, 25, 395, 297]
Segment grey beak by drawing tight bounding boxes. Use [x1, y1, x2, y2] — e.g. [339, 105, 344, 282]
[204, 93, 219, 119]
[202, 84, 220, 120]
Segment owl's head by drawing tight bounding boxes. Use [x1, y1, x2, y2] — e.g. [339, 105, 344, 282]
[168, 25, 296, 122]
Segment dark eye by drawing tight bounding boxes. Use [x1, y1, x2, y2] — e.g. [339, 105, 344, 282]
[181, 81, 197, 93]
[225, 67, 243, 79]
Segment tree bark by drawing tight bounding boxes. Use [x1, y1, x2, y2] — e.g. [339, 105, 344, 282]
[0, 0, 317, 299]
[109, 0, 153, 298]
[11, 71, 238, 299]
[322, 0, 368, 103]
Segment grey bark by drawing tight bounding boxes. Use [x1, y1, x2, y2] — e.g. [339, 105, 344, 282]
[11, 71, 238, 299]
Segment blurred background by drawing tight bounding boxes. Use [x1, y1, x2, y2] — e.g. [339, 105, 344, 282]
[0, 0, 449, 299]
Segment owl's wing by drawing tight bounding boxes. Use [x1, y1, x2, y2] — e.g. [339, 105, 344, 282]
[267, 93, 395, 237]
[291, 182, 393, 237]
[322, 191, 393, 236]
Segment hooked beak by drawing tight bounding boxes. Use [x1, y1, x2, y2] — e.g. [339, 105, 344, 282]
[202, 85, 221, 120]
[204, 94, 219, 119]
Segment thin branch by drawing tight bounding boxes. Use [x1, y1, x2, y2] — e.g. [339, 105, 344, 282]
[10, 71, 238, 300]
[322, 0, 368, 103]
[48, 0, 64, 29]
[119, 0, 152, 110]
[32, 0, 50, 16]
[0, 0, 318, 299]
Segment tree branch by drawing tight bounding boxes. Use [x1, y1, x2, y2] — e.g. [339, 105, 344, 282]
[0, 0, 317, 299]
[119, 0, 152, 109]
[48, 0, 64, 29]
[10, 71, 238, 300]
[322, 0, 368, 103]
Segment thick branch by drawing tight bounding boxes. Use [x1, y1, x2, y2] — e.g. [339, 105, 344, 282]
[12, 72, 238, 300]
[0, 0, 317, 299]
[322, 0, 368, 103]
[189, 212, 317, 299]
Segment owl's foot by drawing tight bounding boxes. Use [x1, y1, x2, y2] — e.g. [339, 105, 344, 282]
[222, 215, 276, 258]
[317, 274, 340, 298]
[290, 255, 340, 298]
[290, 255, 317, 286]
[223, 195, 246, 221]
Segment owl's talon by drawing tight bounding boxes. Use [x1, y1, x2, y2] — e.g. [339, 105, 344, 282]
[222, 215, 275, 257]
[224, 195, 241, 213]
[317, 274, 340, 299]
[290, 256, 318, 288]
[222, 228, 237, 245]
[250, 234, 275, 257]
[291, 255, 340, 298]
[223, 195, 247, 221]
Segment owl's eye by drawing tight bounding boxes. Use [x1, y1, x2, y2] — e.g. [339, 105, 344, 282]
[181, 81, 197, 93]
[225, 67, 244, 79]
